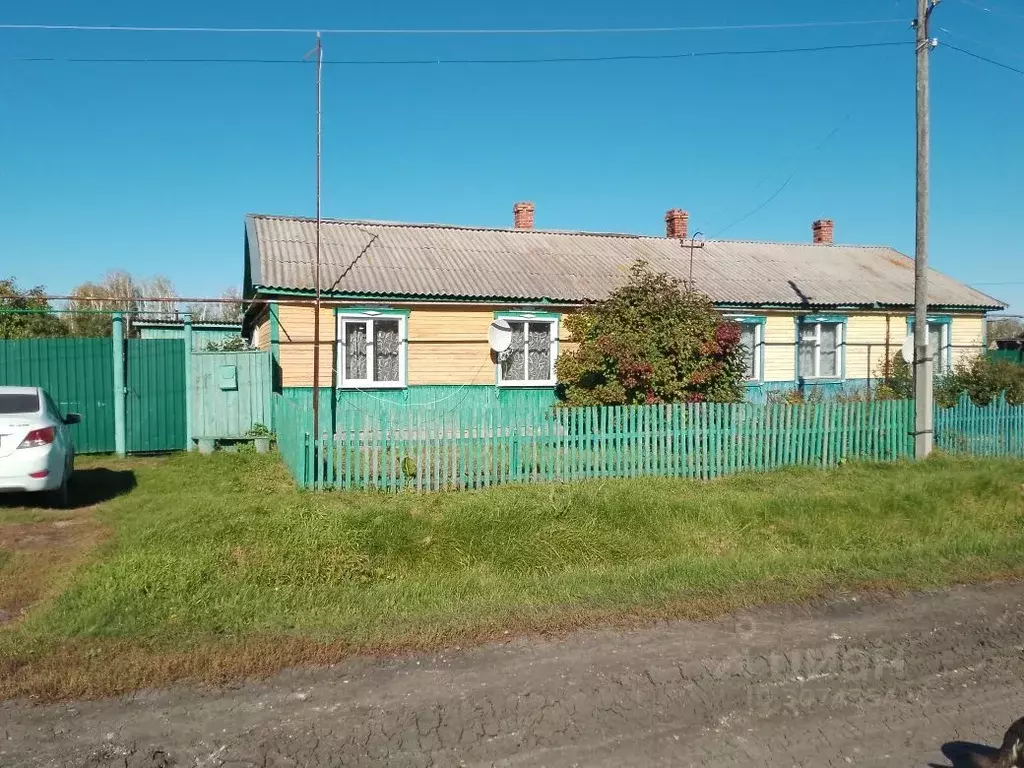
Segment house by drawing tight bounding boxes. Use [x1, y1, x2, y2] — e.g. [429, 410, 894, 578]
[241, 204, 1004, 417]
[135, 320, 243, 351]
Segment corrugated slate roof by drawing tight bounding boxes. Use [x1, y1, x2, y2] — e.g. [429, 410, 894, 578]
[246, 214, 1004, 310]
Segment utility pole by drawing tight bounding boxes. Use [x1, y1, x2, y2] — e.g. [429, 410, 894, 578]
[914, 0, 938, 459]
[310, 32, 324, 484]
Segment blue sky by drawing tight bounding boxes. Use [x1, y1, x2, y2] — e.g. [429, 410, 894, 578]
[1, 0, 1022, 312]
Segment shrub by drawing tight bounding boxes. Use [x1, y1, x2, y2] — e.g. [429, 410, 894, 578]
[935, 355, 1024, 407]
[555, 262, 745, 406]
[205, 337, 250, 352]
[874, 353, 915, 401]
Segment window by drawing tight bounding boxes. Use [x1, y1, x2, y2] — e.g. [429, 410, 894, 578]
[798, 320, 844, 379]
[336, 312, 407, 388]
[732, 319, 763, 382]
[908, 318, 951, 373]
[497, 317, 558, 386]
[44, 392, 63, 421]
[0, 393, 39, 415]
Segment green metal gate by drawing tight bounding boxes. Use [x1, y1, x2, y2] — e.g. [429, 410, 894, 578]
[126, 339, 187, 453]
[0, 338, 116, 453]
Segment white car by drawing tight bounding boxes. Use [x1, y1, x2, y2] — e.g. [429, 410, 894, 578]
[0, 386, 80, 507]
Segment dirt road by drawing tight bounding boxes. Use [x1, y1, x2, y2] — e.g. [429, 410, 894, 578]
[3, 583, 1024, 767]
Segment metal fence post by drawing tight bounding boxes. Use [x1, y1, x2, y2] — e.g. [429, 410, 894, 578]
[183, 312, 194, 451]
[112, 312, 126, 457]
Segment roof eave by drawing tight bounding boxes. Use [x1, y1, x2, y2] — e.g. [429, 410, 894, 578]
[250, 286, 1003, 312]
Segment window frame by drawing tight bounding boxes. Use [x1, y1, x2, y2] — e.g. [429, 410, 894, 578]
[335, 309, 409, 390]
[906, 315, 952, 374]
[796, 315, 847, 381]
[726, 315, 765, 384]
[494, 312, 560, 388]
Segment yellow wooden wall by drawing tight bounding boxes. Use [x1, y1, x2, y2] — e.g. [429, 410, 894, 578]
[268, 303, 988, 388]
[252, 308, 271, 353]
[844, 314, 895, 382]
[950, 314, 985, 368]
[274, 304, 573, 388]
[763, 314, 795, 382]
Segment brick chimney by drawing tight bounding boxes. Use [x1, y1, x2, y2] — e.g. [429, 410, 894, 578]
[665, 208, 689, 240]
[812, 219, 835, 245]
[513, 201, 535, 230]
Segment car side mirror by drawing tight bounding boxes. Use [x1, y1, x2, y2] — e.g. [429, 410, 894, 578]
[64, 413, 82, 425]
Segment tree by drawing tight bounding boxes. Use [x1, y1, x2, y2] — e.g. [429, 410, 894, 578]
[187, 287, 244, 323]
[0, 278, 69, 338]
[555, 261, 746, 406]
[137, 275, 179, 321]
[66, 271, 180, 336]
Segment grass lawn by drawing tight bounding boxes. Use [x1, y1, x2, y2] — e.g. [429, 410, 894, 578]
[2, 452, 1024, 700]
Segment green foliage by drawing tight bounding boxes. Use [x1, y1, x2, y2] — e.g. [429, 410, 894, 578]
[9, 452, 1024, 649]
[246, 423, 272, 437]
[874, 353, 915, 401]
[205, 336, 250, 352]
[555, 262, 745, 406]
[935, 355, 1024, 407]
[0, 279, 69, 339]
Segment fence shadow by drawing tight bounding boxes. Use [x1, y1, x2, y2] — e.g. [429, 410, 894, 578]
[928, 740, 1001, 767]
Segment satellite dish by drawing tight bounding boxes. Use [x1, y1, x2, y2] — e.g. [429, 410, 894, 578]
[488, 319, 513, 353]
[901, 335, 915, 364]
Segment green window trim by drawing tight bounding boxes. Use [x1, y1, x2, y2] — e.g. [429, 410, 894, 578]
[493, 310, 562, 321]
[725, 314, 766, 383]
[333, 306, 411, 318]
[794, 314, 848, 382]
[492, 311, 561, 388]
[906, 314, 953, 373]
[335, 308, 410, 390]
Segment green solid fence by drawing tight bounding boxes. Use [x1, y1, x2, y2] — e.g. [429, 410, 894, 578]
[0, 337, 116, 453]
[192, 351, 272, 439]
[988, 349, 1024, 365]
[272, 397, 1024, 492]
[126, 339, 187, 453]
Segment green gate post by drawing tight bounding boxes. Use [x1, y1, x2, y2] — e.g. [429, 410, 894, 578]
[183, 312, 194, 451]
[112, 312, 126, 457]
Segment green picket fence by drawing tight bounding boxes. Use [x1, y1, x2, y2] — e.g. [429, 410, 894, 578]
[272, 394, 312, 487]
[274, 397, 1024, 492]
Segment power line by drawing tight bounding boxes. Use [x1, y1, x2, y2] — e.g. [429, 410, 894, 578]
[943, 41, 1024, 76]
[937, 25, 1024, 66]
[709, 112, 855, 238]
[954, 0, 1024, 24]
[8, 41, 913, 66]
[0, 18, 908, 35]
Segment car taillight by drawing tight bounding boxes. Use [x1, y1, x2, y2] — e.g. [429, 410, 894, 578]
[18, 427, 55, 449]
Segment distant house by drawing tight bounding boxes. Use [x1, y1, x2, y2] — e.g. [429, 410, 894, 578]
[241, 204, 1003, 414]
[135, 320, 243, 351]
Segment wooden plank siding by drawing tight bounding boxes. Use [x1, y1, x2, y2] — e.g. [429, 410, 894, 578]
[276, 304, 574, 388]
[763, 313, 796, 382]
[268, 303, 988, 389]
[845, 314, 893, 382]
[951, 314, 985, 369]
[252, 308, 271, 353]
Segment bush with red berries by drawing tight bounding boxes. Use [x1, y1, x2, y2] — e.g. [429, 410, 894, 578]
[555, 261, 746, 406]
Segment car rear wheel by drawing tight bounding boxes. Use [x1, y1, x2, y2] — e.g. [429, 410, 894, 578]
[48, 472, 70, 509]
